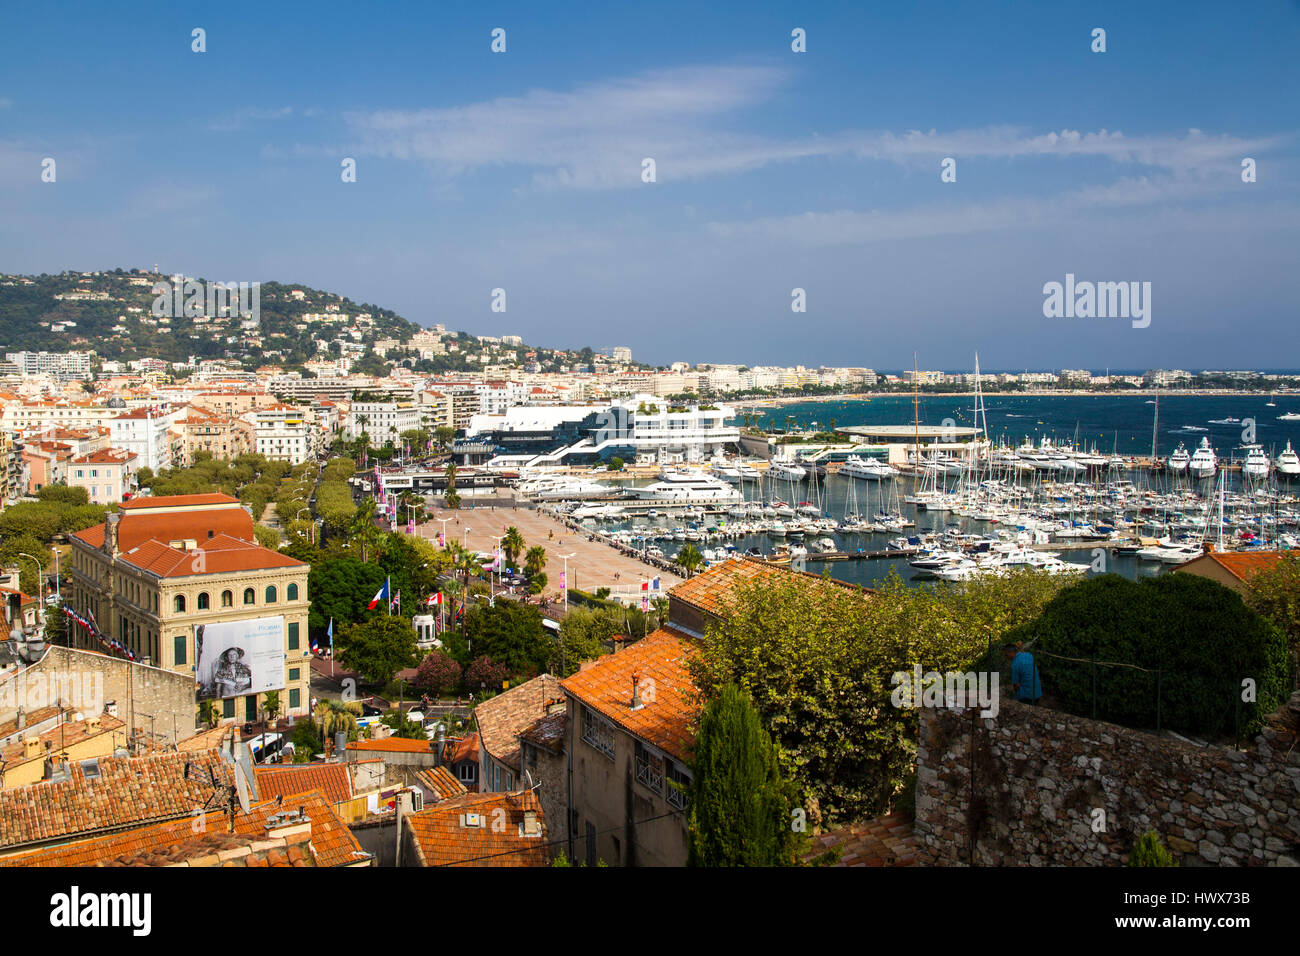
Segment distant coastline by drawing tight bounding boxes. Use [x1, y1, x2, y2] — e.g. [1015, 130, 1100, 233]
[731, 389, 1296, 410]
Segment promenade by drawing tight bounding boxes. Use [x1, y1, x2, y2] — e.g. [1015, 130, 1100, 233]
[413, 502, 683, 598]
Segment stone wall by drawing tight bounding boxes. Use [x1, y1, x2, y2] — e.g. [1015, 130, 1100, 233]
[914, 695, 1300, 866]
[0, 645, 197, 747]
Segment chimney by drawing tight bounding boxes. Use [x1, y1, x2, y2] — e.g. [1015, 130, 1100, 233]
[264, 806, 312, 842]
[630, 671, 643, 711]
[522, 806, 542, 837]
[16, 707, 25, 732]
[86, 716, 102, 735]
[23, 736, 41, 759]
[104, 700, 119, 719]
[334, 731, 346, 760]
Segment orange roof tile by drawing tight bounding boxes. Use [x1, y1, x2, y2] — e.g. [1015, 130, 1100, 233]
[560, 629, 697, 763]
[413, 766, 469, 802]
[445, 733, 480, 766]
[118, 493, 242, 510]
[474, 674, 562, 773]
[1199, 549, 1297, 582]
[404, 790, 548, 867]
[668, 557, 862, 621]
[346, 736, 438, 755]
[254, 763, 353, 805]
[117, 533, 305, 577]
[0, 749, 234, 852]
[0, 789, 370, 867]
[803, 812, 919, 867]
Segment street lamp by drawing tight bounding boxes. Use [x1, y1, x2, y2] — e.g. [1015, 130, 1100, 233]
[558, 553, 575, 610]
[17, 552, 45, 616]
[462, 526, 472, 548]
[437, 515, 452, 548]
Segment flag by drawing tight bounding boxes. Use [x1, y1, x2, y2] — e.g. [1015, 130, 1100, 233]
[437, 532, 445, 547]
[310, 634, 320, 654]
[641, 596, 648, 611]
[559, 571, 566, 589]
[391, 590, 401, 613]
[328, 618, 334, 650]
[367, 578, 390, 610]
[641, 581, 649, 591]
[427, 592, 443, 607]
[652, 577, 661, 590]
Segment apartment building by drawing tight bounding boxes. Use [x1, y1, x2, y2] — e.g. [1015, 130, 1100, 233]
[65, 493, 313, 722]
[252, 404, 317, 464]
[69, 448, 138, 504]
[344, 400, 420, 444]
[108, 407, 174, 471]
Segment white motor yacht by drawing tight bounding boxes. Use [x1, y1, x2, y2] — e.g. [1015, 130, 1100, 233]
[1276, 441, 1300, 477]
[840, 455, 899, 480]
[1188, 438, 1218, 479]
[1242, 445, 1271, 480]
[1167, 442, 1190, 473]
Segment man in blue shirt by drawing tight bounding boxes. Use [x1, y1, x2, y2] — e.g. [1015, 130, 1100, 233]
[1004, 643, 1042, 704]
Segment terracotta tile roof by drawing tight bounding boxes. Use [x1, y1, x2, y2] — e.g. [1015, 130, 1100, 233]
[404, 790, 548, 867]
[668, 557, 861, 621]
[0, 749, 234, 851]
[118, 493, 242, 511]
[474, 675, 562, 773]
[0, 790, 369, 867]
[0, 714, 127, 769]
[0, 705, 64, 742]
[346, 736, 438, 755]
[73, 503, 255, 554]
[560, 630, 697, 763]
[176, 724, 236, 753]
[117, 533, 305, 577]
[254, 763, 353, 805]
[413, 766, 469, 802]
[1195, 549, 1297, 582]
[445, 733, 480, 766]
[70, 448, 136, 465]
[518, 711, 567, 755]
[803, 813, 919, 867]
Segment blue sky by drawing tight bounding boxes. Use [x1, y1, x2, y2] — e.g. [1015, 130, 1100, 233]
[1, 0, 1297, 370]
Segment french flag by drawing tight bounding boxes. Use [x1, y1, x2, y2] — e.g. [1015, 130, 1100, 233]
[367, 577, 390, 610]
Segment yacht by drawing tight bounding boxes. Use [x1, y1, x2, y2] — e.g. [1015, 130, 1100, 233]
[840, 455, 898, 480]
[1135, 541, 1204, 564]
[1188, 438, 1218, 478]
[1276, 441, 1300, 477]
[1208, 417, 1242, 425]
[713, 464, 743, 483]
[632, 470, 743, 503]
[768, 458, 807, 481]
[1167, 442, 1190, 473]
[1278, 412, 1300, 422]
[734, 462, 761, 481]
[1242, 445, 1271, 480]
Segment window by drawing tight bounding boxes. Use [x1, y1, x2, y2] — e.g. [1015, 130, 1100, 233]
[221, 590, 233, 608]
[265, 585, 277, 604]
[581, 705, 616, 760]
[173, 635, 187, 666]
[287, 582, 299, 601]
[457, 762, 477, 783]
[635, 741, 665, 795]
[288, 667, 300, 681]
[289, 688, 300, 709]
[243, 588, 255, 605]
[222, 698, 235, 719]
[173, 595, 186, 613]
[665, 759, 691, 812]
[288, 622, 299, 650]
[197, 592, 209, 610]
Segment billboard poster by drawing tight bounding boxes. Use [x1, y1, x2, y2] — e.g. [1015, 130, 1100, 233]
[194, 616, 286, 701]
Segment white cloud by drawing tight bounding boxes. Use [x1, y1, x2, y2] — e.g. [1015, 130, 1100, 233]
[339, 66, 1283, 189]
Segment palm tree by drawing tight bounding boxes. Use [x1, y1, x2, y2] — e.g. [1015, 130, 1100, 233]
[262, 691, 281, 725]
[314, 699, 362, 753]
[677, 544, 704, 577]
[524, 545, 547, 578]
[502, 526, 525, 570]
[444, 461, 460, 509]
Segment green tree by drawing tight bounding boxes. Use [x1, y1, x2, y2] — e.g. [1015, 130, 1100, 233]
[463, 599, 550, 676]
[691, 568, 1066, 824]
[1241, 553, 1300, 655]
[337, 615, 420, 686]
[253, 525, 281, 550]
[676, 544, 704, 577]
[688, 684, 801, 867]
[262, 690, 281, 724]
[502, 526, 525, 571]
[523, 545, 547, 578]
[552, 605, 618, 676]
[314, 699, 362, 750]
[381, 711, 426, 739]
[444, 462, 460, 509]
[1012, 574, 1289, 737]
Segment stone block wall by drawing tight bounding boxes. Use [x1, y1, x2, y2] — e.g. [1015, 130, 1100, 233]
[913, 695, 1300, 866]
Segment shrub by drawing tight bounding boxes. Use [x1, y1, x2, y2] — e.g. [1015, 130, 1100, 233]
[1129, 831, 1177, 867]
[414, 650, 462, 697]
[1008, 574, 1290, 737]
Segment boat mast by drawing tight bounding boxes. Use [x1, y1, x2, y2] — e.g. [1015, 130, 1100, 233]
[912, 352, 920, 498]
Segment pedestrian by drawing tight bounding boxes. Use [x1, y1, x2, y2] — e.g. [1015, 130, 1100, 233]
[1004, 642, 1042, 704]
